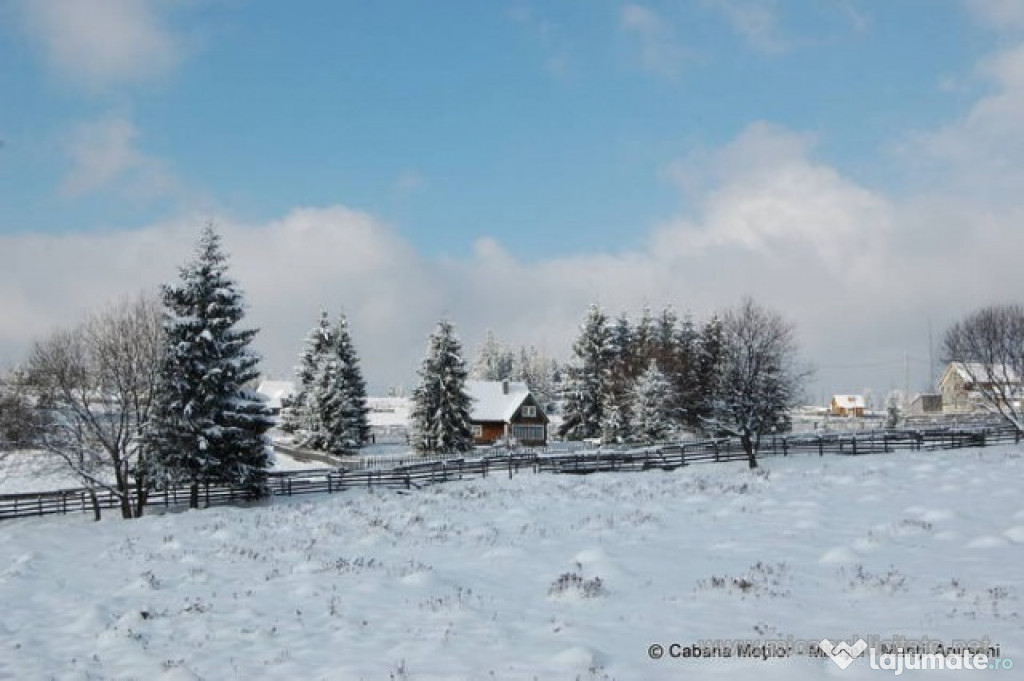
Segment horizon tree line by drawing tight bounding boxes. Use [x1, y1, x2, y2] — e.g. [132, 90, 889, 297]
[559, 299, 807, 469]
[10, 223, 1024, 511]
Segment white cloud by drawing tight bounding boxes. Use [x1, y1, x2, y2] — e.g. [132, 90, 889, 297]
[620, 4, 686, 76]
[913, 41, 1024, 198]
[10, 18, 1024, 399]
[5, 117, 1023, 400]
[965, 0, 1024, 31]
[62, 113, 179, 198]
[703, 0, 789, 54]
[14, 0, 185, 87]
[652, 123, 893, 280]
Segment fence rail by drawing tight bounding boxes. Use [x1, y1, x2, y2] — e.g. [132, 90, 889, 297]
[2, 425, 1020, 522]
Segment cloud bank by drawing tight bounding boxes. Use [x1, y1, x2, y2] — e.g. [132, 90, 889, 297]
[3, 108, 1023, 400]
[14, 0, 187, 89]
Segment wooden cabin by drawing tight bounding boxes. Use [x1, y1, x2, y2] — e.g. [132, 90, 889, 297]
[466, 380, 549, 447]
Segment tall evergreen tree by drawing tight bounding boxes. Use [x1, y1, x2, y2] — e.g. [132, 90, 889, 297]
[632, 360, 675, 443]
[146, 225, 272, 507]
[602, 313, 635, 443]
[559, 304, 613, 440]
[410, 320, 474, 455]
[286, 311, 370, 453]
[471, 330, 512, 381]
[693, 314, 725, 431]
[673, 314, 701, 425]
[631, 306, 656, 377]
[282, 309, 333, 435]
[326, 313, 371, 451]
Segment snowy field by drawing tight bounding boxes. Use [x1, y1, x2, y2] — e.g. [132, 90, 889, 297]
[0, 449, 325, 495]
[1, 447, 1022, 680]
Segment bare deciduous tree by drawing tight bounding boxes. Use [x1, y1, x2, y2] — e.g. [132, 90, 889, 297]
[27, 295, 163, 519]
[943, 304, 1024, 432]
[708, 298, 809, 469]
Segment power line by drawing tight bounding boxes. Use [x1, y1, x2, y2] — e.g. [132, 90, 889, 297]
[818, 356, 931, 370]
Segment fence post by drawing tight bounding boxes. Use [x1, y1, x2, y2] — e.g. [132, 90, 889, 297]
[852, 437, 857, 456]
[713, 441, 719, 462]
[819, 436, 823, 457]
[883, 433, 888, 453]
[782, 438, 788, 457]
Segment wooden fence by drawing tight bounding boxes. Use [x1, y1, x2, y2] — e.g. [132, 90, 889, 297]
[1, 425, 1019, 522]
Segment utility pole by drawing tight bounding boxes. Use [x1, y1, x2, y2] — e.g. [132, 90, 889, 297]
[904, 350, 910, 408]
[928, 319, 935, 392]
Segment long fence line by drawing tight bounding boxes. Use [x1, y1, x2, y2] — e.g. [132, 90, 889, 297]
[1, 425, 1019, 522]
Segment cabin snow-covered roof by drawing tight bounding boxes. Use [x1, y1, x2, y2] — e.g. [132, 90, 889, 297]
[256, 380, 296, 410]
[832, 394, 866, 409]
[466, 380, 531, 422]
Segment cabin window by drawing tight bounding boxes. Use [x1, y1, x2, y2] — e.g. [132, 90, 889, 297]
[521, 405, 537, 418]
[471, 425, 483, 437]
[511, 425, 545, 441]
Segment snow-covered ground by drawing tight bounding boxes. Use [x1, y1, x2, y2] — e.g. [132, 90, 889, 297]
[0, 448, 325, 494]
[1, 447, 1022, 680]
[0, 449, 83, 493]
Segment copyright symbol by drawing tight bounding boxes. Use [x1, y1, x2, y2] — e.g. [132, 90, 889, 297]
[648, 644, 664, 660]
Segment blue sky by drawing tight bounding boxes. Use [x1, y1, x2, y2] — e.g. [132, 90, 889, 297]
[2, 0, 1024, 400]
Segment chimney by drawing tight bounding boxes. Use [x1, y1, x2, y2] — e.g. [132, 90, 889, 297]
[502, 379, 509, 395]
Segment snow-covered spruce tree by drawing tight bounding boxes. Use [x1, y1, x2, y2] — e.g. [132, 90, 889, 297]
[673, 315, 701, 427]
[559, 304, 613, 440]
[601, 313, 635, 443]
[410, 320, 474, 455]
[323, 313, 370, 452]
[145, 225, 273, 507]
[690, 314, 724, 432]
[707, 298, 807, 469]
[471, 329, 512, 381]
[281, 309, 333, 436]
[631, 306, 656, 378]
[286, 311, 369, 453]
[632, 360, 675, 443]
[601, 391, 634, 444]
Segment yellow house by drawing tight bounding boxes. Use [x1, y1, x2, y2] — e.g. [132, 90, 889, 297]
[830, 394, 866, 417]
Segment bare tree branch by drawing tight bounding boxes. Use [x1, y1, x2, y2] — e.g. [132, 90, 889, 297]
[27, 293, 163, 519]
[943, 304, 1024, 432]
